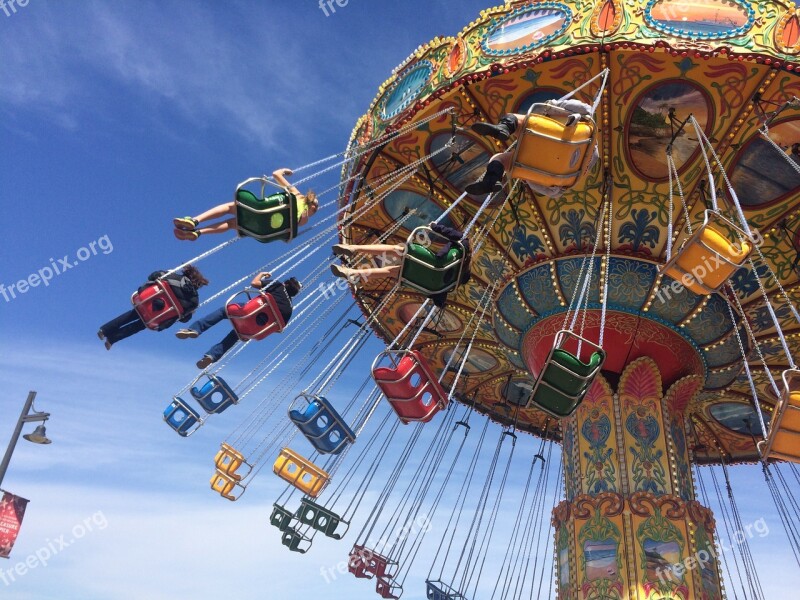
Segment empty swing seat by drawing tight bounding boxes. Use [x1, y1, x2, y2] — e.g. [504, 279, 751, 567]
[209, 471, 244, 501]
[662, 211, 753, 295]
[234, 177, 299, 243]
[529, 331, 605, 418]
[400, 227, 465, 296]
[297, 497, 349, 539]
[214, 443, 251, 481]
[372, 349, 449, 424]
[348, 545, 396, 580]
[758, 370, 800, 463]
[273, 448, 330, 498]
[288, 394, 356, 455]
[426, 580, 467, 600]
[269, 503, 296, 533]
[281, 527, 312, 554]
[376, 577, 402, 600]
[131, 281, 184, 330]
[510, 102, 596, 187]
[225, 290, 286, 341]
[190, 374, 239, 414]
[163, 397, 203, 437]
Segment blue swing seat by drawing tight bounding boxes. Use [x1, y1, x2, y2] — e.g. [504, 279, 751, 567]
[288, 393, 356, 455]
[163, 397, 203, 437]
[190, 374, 239, 414]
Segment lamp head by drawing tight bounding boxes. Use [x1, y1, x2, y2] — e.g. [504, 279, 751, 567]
[23, 424, 51, 445]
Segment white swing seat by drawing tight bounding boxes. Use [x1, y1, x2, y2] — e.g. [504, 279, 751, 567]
[661, 210, 754, 295]
[758, 369, 800, 464]
[510, 102, 597, 188]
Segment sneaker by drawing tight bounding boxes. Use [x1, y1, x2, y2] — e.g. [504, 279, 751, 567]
[332, 244, 356, 258]
[196, 355, 214, 370]
[471, 121, 512, 143]
[330, 264, 350, 279]
[176, 329, 199, 339]
[174, 228, 200, 241]
[104, 340, 112, 351]
[97, 329, 105, 340]
[465, 174, 503, 196]
[173, 217, 198, 231]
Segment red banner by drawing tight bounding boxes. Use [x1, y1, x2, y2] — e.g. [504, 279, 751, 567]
[0, 491, 29, 559]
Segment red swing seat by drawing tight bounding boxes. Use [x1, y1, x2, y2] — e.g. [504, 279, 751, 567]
[131, 280, 185, 330]
[225, 290, 286, 341]
[371, 349, 449, 424]
[348, 545, 396, 580]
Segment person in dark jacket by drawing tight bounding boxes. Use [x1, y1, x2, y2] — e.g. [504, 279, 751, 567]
[176, 272, 301, 369]
[98, 266, 209, 349]
[427, 222, 472, 309]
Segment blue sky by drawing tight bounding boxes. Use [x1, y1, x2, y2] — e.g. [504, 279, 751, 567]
[0, 1, 798, 599]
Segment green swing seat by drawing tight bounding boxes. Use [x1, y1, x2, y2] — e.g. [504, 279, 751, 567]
[235, 185, 300, 243]
[400, 227, 465, 296]
[529, 331, 605, 418]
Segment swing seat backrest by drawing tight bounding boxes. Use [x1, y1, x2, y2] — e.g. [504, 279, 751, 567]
[510, 104, 596, 188]
[190, 375, 239, 414]
[226, 292, 286, 341]
[273, 447, 330, 498]
[531, 348, 604, 418]
[214, 443, 250, 481]
[131, 281, 184, 330]
[376, 576, 402, 600]
[163, 397, 202, 437]
[759, 370, 800, 463]
[297, 497, 347, 539]
[372, 350, 449, 424]
[662, 212, 753, 295]
[235, 188, 299, 243]
[209, 471, 243, 501]
[288, 395, 356, 455]
[269, 503, 296, 533]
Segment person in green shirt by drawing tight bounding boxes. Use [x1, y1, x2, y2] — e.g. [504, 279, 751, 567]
[173, 168, 319, 241]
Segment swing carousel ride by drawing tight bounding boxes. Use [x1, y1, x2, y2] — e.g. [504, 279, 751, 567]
[152, 1, 800, 598]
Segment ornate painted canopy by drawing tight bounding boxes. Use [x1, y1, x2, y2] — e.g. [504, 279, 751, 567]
[339, 0, 800, 464]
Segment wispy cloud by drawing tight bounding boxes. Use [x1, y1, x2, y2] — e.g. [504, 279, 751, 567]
[0, 1, 332, 149]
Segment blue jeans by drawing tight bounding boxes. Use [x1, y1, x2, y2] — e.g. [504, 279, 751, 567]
[188, 307, 239, 362]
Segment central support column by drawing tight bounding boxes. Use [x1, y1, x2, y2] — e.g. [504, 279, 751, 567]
[552, 357, 725, 600]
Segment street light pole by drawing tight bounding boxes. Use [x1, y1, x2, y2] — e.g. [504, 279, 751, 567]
[0, 391, 50, 489]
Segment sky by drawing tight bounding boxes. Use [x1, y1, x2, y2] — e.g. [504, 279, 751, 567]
[0, 1, 798, 599]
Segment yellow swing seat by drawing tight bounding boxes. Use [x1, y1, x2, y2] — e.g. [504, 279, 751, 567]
[509, 102, 597, 188]
[209, 471, 246, 501]
[758, 369, 800, 464]
[213, 443, 251, 481]
[273, 447, 330, 498]
[661, 210, 753, 295]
